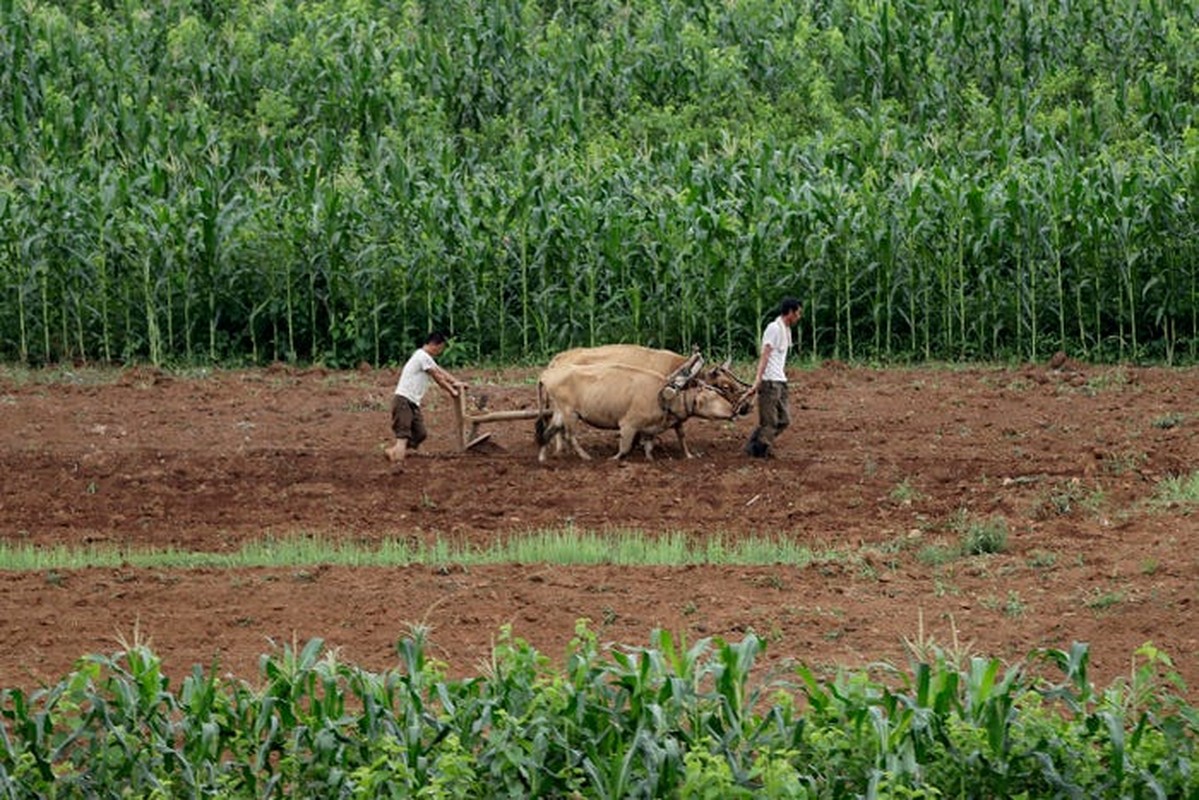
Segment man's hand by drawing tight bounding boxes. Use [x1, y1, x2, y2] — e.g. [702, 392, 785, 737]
[435, 368, 464, 397]
[734, 388, 755, 416]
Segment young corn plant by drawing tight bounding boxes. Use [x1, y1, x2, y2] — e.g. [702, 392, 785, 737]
[3, 629, 1199, 797]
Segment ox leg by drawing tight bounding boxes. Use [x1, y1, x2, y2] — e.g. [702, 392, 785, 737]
[673, 424, 694, 458]
[613, 425, 643, 460]
[628, 431, 660, 460]
[560, 414, 591, 460]
[641, 436, 655, 461]
[567, 428, 592, 460]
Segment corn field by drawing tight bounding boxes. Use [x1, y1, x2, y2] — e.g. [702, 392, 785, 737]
[1, 0, 1197, 366]
[1, 629, 1195, 797]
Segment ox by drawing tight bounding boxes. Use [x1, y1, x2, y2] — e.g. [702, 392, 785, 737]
[546, 344, 752, 457]
[549, 344, 751, 409]
[534, 361, 737, 462]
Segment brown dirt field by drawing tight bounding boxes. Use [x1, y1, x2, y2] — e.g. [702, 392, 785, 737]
[1, 360, 1196, 699]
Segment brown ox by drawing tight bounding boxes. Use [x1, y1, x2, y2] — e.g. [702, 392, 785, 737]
[546, 344, 751, 457]
[549, 344, 750, 401]
[535, 362, 736, 462]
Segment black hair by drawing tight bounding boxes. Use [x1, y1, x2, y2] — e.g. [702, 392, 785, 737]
[424, 331, 448, 345]
[779, 297, 801, 316]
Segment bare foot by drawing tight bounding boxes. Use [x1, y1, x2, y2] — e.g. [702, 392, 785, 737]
[384, 439, 410, 463]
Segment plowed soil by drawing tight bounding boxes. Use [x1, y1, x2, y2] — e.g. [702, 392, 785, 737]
[1, 360, 1196, 698]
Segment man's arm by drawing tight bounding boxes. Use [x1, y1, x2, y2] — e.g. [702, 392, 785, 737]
[430, 366, 466, 397]
[749, 342, 773, 394]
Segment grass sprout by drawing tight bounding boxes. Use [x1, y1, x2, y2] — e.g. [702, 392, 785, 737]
[1152, 471, 1199, 506]
[957, 515, 1010, 555]
[0, 530, 850, 571]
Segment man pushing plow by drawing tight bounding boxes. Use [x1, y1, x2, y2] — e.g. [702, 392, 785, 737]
[385, 332, 469, 465]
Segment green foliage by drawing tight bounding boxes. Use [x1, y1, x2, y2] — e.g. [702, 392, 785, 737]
[957, 515, 1010, 556]
[1152, 470, 1199, 506]
[1, 631, 1196, 797]
[0, 530, 843, 570]
[1037, 478, 1105, 518]
[2, 0, 1199, 365]
[889, 478, 922, 505]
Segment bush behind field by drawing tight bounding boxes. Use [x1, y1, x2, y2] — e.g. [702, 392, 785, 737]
[2, 0, 1198, 366]
[0, 628, 1195, 797]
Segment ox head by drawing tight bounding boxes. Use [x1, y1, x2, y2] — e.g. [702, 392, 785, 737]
[687, 382, 738, 420]
[701, 358, 754, 417]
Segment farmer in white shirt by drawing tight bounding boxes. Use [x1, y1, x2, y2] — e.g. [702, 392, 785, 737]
[385, 332, 467, 464]
[744, 297, 802, 458]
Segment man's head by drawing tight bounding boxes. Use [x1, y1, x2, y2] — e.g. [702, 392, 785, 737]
[779, 297, 802, 324]
[423, 331, 449, 356]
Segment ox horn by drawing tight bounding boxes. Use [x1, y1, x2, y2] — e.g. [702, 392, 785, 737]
[673, 352, 704, 383]
[718, 356, 751, 387]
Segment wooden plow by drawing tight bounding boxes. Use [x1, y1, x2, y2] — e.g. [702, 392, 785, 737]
[453, 391, 544, 451]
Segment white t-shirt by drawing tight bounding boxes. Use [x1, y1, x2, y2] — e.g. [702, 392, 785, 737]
[395, 348, 438, 405]
[761, 317, 791, 382]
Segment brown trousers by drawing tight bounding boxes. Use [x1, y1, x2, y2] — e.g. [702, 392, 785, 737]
[390, 395, 428, 448]
[746, 381, 789, 456]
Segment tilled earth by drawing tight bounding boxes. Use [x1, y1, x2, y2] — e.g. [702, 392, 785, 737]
[1, 359, 1196, 698]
